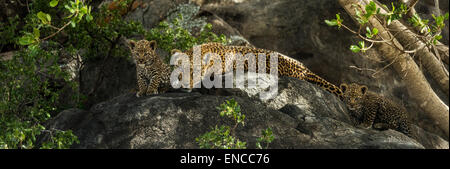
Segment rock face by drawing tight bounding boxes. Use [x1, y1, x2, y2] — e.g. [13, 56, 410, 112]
[45, 74, 447, 149]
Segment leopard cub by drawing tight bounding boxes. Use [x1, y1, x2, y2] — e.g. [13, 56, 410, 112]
[128, 40, 171, 97]
[340, 83, 413, 138]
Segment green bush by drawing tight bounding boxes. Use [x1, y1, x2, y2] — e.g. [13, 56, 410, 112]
[0, 0, 144, 149]
[0, 0, 232, 149]
[0, 45, 79, 149]
[196, 99, 274, 149]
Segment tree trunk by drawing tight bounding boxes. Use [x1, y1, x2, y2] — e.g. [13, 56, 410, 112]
[339, 0, 449, 138]
[374, 1, 449, 96]
[435, 43, 449, 66]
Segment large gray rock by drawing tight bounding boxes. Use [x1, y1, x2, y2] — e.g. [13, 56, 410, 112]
[45, 73, 447, 149]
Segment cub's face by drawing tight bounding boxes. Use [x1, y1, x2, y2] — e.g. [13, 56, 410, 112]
[340, 83, 368, 111]
[128, 40, 158, 67]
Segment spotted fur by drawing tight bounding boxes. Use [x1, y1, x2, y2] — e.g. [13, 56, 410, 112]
[128, 40, 171, 97]
[128, 40, 343, 98]
[340, 83, 413, 138]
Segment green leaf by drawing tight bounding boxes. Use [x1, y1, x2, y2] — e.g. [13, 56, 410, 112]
[49, 0, 59, 7]
[350, 45, 361, 53]
[358, 41, 365, 48]
[81, 6, 88, 14]
[366, 26, 372, 34]
[433, 35, 443, 44]
[365, 27, 378, 38]
[46, 14, 51, 23]
[372, 28, 378, 35]
[77, 12, 84, 21]
[364, 1, 377, 18]
[65, 5, 75, 13]
[88, 6, 92, 14]
[18, 35, 35, 45]
[256, 142, 262, 149]
[325, 19, 338, 26]
[37, 11, 51, 24]
[70, 20, 76, 28]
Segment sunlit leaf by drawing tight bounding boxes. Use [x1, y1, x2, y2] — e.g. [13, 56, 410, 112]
[37, 11, 51, 24]
[350, 45, 361, 53]
[49, 0, 59, 7]
[325, 19, 338, 26]
[18, 35, 35, 45]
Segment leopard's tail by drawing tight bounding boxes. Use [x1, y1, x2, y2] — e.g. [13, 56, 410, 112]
[277, 55, 343, 100]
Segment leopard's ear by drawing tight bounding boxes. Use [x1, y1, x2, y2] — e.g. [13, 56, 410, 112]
[340, 83, 348, 93]
[128, 40, 136, 49]
[360, 85, 368, 95]
[171, 49, 182, 55]
[149, 40, 157, 50]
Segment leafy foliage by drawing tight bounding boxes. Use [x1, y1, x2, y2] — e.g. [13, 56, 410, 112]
[256, 128, 274, 149]
[17, 0, 94, 46]
[145, 14, 229, 62]
[218, 99, 245, 126]
[41, 129, 79, 149]
[196, 99, 274, 149]
[325, 0, 448, 52]
[408, 12, 449, 44]
[196, 125, 247, 149]
[381, 2, 408, 26]
[65, 1, 145, 61]
[0, 45, 78, 149]
[353, 1, 380, 25]
[350, 41, 367, 53]
[0, 0, 147, 149]
[365, 26, 378, 39]
[409, 13, 430, 33]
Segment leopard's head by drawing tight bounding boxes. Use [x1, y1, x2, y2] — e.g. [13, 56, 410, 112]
[128, 39, 158, 67]
[340, 83, 368, 111]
